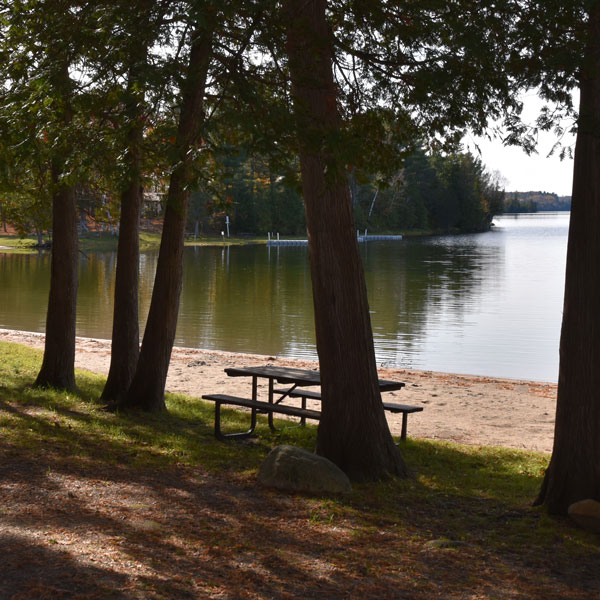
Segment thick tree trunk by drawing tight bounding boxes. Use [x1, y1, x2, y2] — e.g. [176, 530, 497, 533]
[34, 173, 78, 391]
[101, 70, 145, 403]
[120, 23, 213, 412]
[100, 159, 142, 402]
[535, 6, 600, 513]
[284, 0, 407, 480]
[35, 58, 78, 392]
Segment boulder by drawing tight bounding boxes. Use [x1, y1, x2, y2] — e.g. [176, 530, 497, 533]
[568, 499, 600, 533]
[258, 445, 352, 495]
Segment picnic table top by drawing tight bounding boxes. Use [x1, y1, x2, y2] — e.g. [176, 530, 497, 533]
[224, 365, 405, 391]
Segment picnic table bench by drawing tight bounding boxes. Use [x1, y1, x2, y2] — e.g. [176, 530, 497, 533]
[273, 387, 423, 441]
[202, 365, 423, 442]
[201, 393, 322, 440]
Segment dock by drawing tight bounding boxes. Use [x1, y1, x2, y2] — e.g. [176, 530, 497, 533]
[267, 234, 403, 246]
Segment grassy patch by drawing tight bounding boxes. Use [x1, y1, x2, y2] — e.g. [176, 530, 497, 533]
[1, 340, 598, 599]
[77, 231, 164, 252]
[0, 231, 267, 254]
[0, 234, 47, 253]
[0, 340, 312, 476]
[185, 234, 267, 246]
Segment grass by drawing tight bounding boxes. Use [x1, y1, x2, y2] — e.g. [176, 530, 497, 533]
[78, 231, 166, 252]
[0, 234, 47, 252]
[1, 339, 598, 599]
[83, 231, 268, 250]
[0, 341, 321, 484]
[0, 229, 446, 255]
[0, 341, 547, 498]
[0, 231, 268, 254]
[0, 226, 486, 254]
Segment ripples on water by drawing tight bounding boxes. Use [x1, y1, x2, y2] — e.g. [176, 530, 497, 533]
[369, 213, 568, 381]
[0, 212, 569, 382]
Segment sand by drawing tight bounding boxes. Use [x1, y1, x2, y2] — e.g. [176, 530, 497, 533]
[0, 328, 557, 453]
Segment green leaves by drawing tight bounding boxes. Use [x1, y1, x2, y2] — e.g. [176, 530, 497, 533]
[0, 0, 583, 240]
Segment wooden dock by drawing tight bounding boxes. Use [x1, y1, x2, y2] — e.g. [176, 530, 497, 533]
[267, 234, 402, 246]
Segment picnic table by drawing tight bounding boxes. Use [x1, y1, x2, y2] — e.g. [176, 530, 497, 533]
[202, 365, 423, 442]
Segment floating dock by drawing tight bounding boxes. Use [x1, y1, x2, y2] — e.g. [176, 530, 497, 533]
[267, 234, 402, 246]
[266, 239, 308, 246]
[358, 235, 403, 242]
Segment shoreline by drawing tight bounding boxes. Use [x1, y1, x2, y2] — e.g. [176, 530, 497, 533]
[0, 327, 557, 453]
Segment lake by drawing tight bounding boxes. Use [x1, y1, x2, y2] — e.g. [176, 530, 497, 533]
[0, 212, 569, 382]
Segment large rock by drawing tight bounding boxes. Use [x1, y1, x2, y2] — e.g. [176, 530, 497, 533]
[258, 445, 352, 495]
[568, 499, 600, 533]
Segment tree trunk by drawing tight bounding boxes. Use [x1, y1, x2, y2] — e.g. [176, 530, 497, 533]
[100, 143, 142, 402]
[120, 22, 213, 412]
[35, 58, 78, 392]
[535, 6, 600, 513]
[284, 0, 407, 480]
[34, 172, 78, 391]
[101, 65, 146, 403]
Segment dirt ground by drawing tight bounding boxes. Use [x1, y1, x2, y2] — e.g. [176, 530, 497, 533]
[1, 430, 597, 599]
[2, 330, 599, 599]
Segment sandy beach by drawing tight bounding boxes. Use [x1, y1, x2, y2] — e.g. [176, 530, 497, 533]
[0, 327, 557, 453]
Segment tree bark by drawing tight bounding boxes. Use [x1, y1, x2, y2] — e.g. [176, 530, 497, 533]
[120, 22, 213, 412]
[535, 5, 600, 513]
[34, 59, 78, 392]
[101, 62, 146, 403]
[34, 170, 78, 391]
[284, 0, 407, 480]
[100, 131, 143, 402]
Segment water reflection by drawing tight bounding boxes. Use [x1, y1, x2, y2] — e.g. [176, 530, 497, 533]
[362, 236, 505, 370]
[0, 213, 568, 381]
[178, 244, 315, 356]
[0, 251, 51, 332]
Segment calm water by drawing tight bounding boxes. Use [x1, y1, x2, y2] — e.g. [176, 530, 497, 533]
[0, 212, 569, 382]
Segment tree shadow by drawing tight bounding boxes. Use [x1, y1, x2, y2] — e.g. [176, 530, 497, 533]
[0, 534, 128, 599]
[1, 379, 599, 598]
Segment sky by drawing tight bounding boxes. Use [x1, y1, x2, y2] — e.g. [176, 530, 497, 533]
[466, 92, 577, 197]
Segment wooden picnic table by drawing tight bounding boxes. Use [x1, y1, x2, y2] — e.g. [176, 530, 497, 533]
[203, 365, 422, 441]
[224, 365, 405, 391]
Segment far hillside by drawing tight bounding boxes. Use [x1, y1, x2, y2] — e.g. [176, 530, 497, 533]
[503, 191, 571, 213]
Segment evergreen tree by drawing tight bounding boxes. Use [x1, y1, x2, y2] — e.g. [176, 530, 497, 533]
[529, 0, 600, 514]
[101, 0, 164, 403]
[122, 10, 216, 412]
[0, 1, 106, 391]
[283, 0, 407, 479]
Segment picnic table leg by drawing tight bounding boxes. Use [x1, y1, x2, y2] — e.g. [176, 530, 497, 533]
[266, 378, 305, 431]
[267, 377, 277, 431]
[214, 399, 257, 441]
[401, 413, 408, 441]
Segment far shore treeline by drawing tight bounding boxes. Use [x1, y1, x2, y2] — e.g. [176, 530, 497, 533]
[0, 145, 571, 241]
[0, 146, 507, 240]
[187, 147, 507, 236]
[503, 190, 572, 213]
